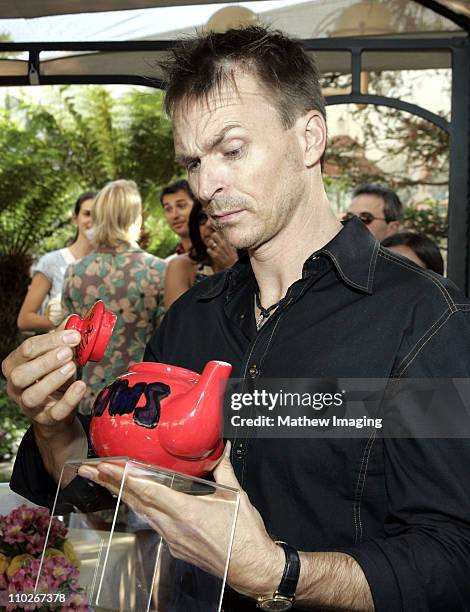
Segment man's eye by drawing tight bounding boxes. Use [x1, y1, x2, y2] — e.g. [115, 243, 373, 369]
[225, 148, 241, 159]
[187, 160, 200, 173]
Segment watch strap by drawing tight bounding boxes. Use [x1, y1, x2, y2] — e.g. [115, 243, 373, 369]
[275, 541, 301, 599]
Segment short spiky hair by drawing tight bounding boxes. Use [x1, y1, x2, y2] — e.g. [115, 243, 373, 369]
[161, 25, 326, 131]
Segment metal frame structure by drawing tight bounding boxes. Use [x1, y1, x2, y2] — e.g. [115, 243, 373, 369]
[310, 36, 470, 292]
[0, 25, 468, 291]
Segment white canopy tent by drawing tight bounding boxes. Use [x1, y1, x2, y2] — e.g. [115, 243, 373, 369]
[0, 0, 467, 81]
[0, 0, 467, 19]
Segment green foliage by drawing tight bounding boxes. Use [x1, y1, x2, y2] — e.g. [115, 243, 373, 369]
[349, 70, 450, 190]
[403, 200, 448, 243]
[46, 87, 182, 257]
[0, 85, 184, 357]
[323, 69, 449, 247]
[0, 103, 76, 360]
[118, 89, 183, 257]
[0, 109, 73, 255]
[0, 379, 30, 464]
[120, 89, 181, 199]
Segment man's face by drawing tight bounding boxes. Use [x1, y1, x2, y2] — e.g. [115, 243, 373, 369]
[348, 194, 399, 242]
[161, 190, 193, 239]
[172, 73, 308, 250]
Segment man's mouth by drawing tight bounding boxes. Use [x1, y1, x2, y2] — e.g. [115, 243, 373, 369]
[211, 210, 244, 224]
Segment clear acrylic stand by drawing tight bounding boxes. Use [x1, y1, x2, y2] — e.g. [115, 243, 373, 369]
[39, 458, 240, 611]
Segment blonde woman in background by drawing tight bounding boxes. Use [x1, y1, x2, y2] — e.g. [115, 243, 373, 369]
[62, 179, 166, 414]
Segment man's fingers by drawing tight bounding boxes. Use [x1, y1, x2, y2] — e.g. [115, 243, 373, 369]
[79, 462, 186, 515]
[2, 329, 80, 378]
[12, 346, 76, 393]
[20, 329, 80, 361]
[48, 380, 87, 421]
[78, 464, 123, 497]
[21, 376, 85, 424]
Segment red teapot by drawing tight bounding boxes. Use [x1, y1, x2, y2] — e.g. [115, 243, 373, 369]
[89, 360, 232, 477]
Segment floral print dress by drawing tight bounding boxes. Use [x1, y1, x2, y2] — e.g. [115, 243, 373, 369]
[62, 244, 166, 415]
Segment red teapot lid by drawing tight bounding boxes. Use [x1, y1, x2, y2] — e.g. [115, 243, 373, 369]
[65, 300, 117, 366]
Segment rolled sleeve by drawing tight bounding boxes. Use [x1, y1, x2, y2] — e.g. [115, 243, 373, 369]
[9, 425, 59, 509]
[341, 541, 402, 612]
[342, 437, 470, 611]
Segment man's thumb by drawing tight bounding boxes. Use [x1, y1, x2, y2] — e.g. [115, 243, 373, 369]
[213, 440, 240, 488]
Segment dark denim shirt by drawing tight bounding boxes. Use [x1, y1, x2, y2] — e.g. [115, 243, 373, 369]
[11, 219, 470, 611]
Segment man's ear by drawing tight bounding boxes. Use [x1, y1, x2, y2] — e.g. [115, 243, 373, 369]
[296, 110, 327, 168]
[386, 221, 401, 236]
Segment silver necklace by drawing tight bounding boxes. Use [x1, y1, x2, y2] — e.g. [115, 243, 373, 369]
[255, 291, 283, 330]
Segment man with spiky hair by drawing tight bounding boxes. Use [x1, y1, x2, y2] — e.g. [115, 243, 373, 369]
[4, 26, 470, 612]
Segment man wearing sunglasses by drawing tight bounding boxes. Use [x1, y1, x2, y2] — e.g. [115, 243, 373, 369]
[345, 183, 402, 241]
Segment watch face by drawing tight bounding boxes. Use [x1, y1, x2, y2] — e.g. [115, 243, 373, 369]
[259, 599, 293, 611]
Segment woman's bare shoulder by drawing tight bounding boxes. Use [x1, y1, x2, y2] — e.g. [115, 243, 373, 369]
[167, 253, 197, 272]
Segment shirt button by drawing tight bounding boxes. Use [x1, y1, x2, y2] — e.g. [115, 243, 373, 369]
[248, 364, 259, 378]
[235, 443, 245, 459]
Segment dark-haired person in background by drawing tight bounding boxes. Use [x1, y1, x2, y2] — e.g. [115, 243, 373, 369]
[382, 231, 445, 275]
[164, 199, 237, 309]
[17, 191, 95, 332]
[160, 179, 195, 259]
[345, 183, 402, 241]
[5, 26, 470, 612]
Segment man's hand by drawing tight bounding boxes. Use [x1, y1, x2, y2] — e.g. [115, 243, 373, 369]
[2, 326, 86, 431]
[206, 232, 238, 273]
[2, 326, 89, 482]
[78, 442, 285, 600]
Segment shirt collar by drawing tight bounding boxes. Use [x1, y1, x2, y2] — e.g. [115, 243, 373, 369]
[314, 216, 379, 294]
[195, 216, 379, 301]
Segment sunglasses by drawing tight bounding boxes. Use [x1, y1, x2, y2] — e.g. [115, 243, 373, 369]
[342, 211, 387, 225]
[197, 212, 209, 225]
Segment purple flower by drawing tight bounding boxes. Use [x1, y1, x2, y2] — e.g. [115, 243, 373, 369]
[0, 506, 88, 611]
[6, 556, 86, 611]
[1, 506, 68, 554]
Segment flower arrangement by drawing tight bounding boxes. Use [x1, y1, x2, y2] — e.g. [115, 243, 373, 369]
[0, 505, 89, 611]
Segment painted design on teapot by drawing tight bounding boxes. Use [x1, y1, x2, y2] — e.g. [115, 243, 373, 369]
[93, 379, 171, 428]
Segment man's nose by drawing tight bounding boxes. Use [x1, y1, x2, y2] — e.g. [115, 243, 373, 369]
[196, 160, 224, 203]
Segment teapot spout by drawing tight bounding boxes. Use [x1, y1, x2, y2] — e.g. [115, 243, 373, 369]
[198, 360, 232, 393]
[159, 360, 232, 459]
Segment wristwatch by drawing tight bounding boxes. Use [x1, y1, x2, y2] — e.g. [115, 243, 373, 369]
[257, 541, 301, 611]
